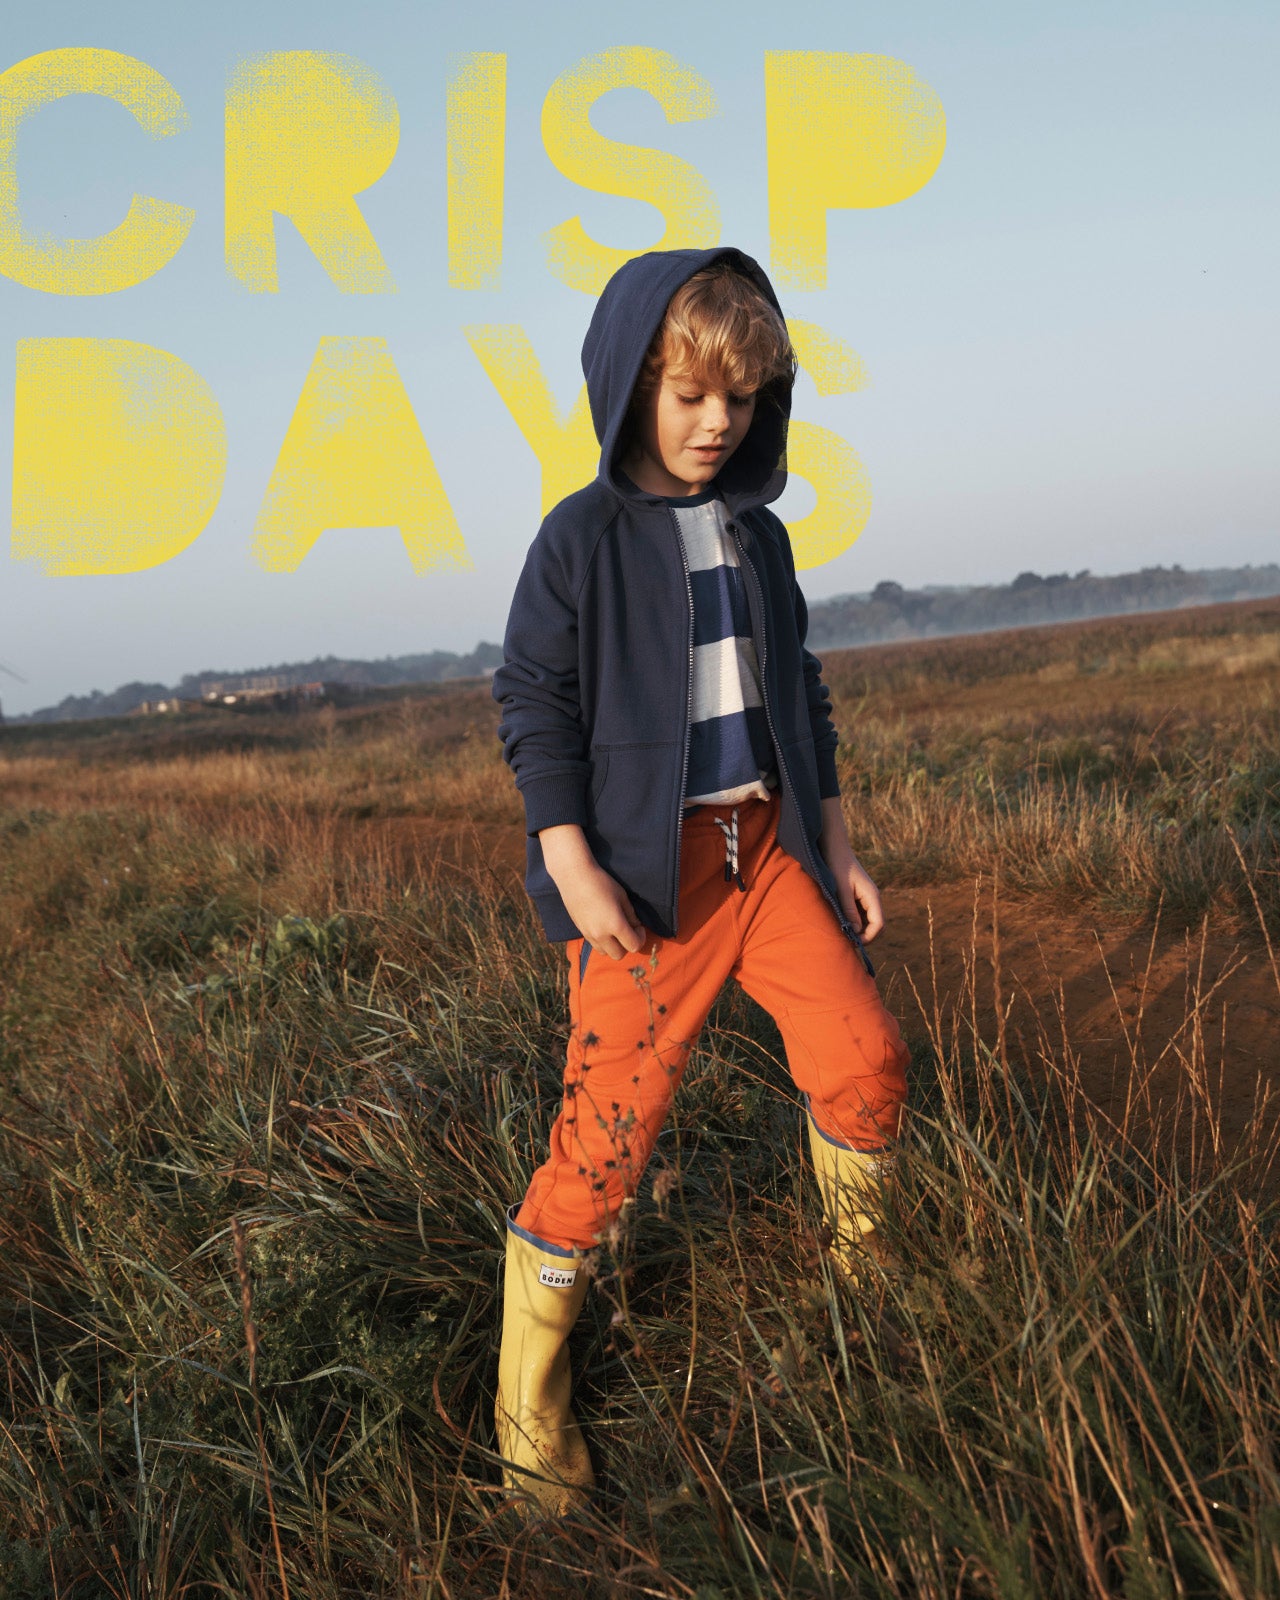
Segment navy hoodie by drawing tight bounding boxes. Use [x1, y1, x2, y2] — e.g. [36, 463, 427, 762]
[493, 246, 864, 961]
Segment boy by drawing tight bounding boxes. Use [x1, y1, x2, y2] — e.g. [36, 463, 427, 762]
[491, 247, 911, 1516]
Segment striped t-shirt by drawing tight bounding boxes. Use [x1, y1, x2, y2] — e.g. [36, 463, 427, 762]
[668, 493, 778, 806]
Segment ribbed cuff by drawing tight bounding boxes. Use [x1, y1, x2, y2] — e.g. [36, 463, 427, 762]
[518, 770, 589, 836]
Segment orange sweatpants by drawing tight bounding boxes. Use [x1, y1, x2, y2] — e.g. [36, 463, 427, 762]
[514, 792, 910, 1252]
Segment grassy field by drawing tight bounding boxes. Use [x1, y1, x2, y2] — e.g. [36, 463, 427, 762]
[1, 598, 1278, 1597]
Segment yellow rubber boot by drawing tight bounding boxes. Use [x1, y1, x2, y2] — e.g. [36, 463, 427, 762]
[806, 1111, 896, 1288]
[495, 1213, 595, 1517]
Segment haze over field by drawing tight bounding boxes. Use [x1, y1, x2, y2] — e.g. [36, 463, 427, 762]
[8, 560, 1280, 725]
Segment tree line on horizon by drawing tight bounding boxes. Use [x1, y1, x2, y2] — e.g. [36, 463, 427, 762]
[8, 561, 1280, 725]
[804, 561, 1280, 650]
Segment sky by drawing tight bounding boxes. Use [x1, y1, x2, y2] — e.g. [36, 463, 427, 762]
[0, 0, 1276, 717]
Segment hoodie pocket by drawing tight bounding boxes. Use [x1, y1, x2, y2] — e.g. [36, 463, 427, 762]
[588, 748, 610, 808]
[780, 734, 824, 840]
[587, 741, 678, 874]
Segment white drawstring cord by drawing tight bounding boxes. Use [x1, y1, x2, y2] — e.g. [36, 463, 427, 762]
[713, 807, 746, 892]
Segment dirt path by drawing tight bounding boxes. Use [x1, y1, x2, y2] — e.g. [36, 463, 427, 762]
[875, 879, 1278, 1168]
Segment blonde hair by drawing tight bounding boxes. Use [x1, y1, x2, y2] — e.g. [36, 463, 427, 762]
[635, 263, 795, 402]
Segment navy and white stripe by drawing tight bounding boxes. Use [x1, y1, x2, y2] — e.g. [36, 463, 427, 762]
[670, 495, 777, 806]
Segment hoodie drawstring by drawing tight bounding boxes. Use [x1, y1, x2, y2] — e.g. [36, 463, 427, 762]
[713, 808, 747, 892]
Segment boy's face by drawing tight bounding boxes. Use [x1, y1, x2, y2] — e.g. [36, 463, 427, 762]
[623, 367, 757, 498]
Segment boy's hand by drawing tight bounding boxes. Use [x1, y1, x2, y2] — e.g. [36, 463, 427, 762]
[829, 851, 886, 944]
[819, 796, 886, 944]
[539, 825, 646, 961]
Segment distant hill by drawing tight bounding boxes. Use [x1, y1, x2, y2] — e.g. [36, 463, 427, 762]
[9, 644, 504, 725]
[8, 562, 1280, 725]
[803, 563, 1280, 650]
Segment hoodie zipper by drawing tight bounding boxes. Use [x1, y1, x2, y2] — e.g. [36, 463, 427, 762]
[731, 520, 876, 978]
[667, 506, 696, 937]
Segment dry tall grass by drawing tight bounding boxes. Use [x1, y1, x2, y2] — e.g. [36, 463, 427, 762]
[2, 604, 1277, 1596]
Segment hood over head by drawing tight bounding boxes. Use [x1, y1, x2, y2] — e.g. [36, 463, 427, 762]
[581, 247, 792, 511]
